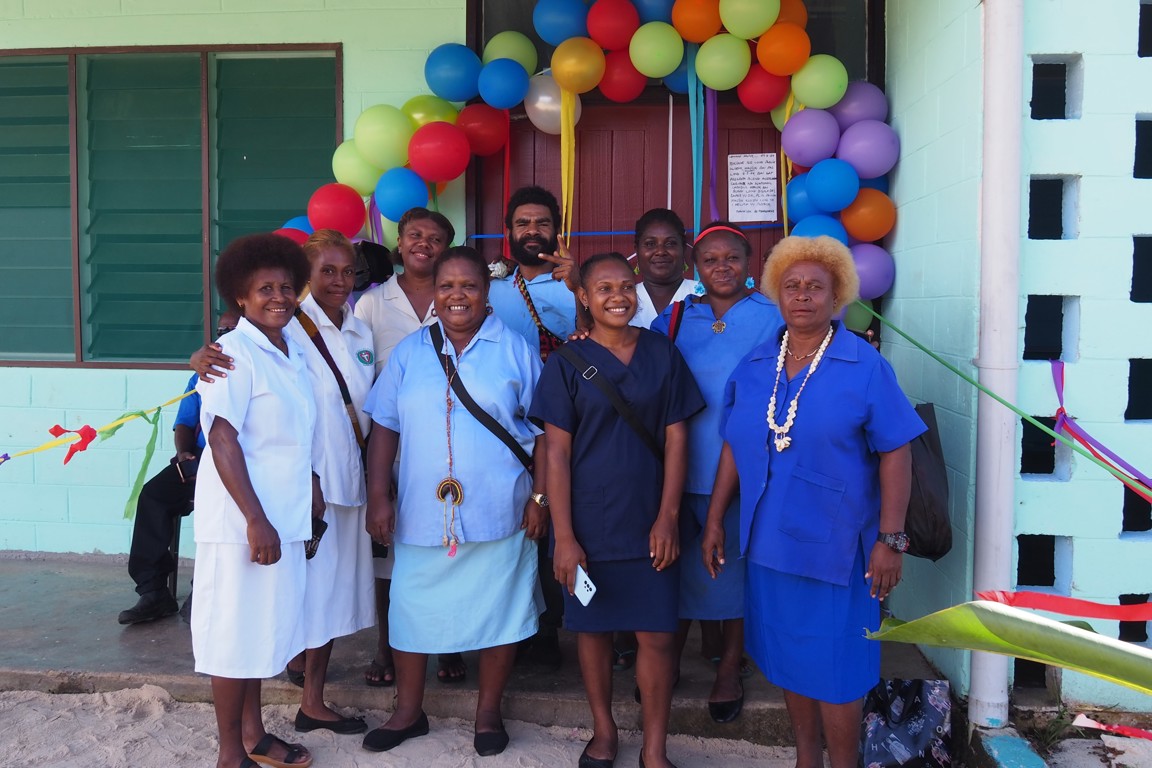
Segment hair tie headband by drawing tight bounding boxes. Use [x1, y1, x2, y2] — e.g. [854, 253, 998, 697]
[694, 225, 748, 245]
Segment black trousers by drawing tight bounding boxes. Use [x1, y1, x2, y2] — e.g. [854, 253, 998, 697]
[127, 460, 196, 595]
[536, 537, 564, 633]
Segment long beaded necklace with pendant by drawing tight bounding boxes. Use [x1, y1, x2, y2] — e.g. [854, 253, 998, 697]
[436, 335, 472, 557]
[765, 325, 834, 452]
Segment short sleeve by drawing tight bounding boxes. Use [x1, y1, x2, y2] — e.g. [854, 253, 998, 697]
[364, 339, 405, 431]
[528, 354, 578, 434]
[174, 374, 201, 430]
[196, 338, 253, 434]
[863, 355, 927, 453]
[663, 339, 705, 425]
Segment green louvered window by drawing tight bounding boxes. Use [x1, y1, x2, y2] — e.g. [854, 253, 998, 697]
[0, 48, 338, 365]
[0, 57, 74, 360]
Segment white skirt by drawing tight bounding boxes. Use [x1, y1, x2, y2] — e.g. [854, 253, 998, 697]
[302, 502, 376, 648]
[192, 541, 306, 678]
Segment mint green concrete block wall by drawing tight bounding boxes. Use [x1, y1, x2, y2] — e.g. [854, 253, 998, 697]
[884, 0, 986, 696]
[1022, 0, 1152, 709]
[0, 0, 466, 556]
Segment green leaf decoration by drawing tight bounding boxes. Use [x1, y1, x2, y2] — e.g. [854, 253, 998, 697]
[868, 600, 1152, 695]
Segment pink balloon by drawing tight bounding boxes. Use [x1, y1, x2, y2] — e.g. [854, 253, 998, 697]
[827, 81, 889, 131]
[836, 119, 900, 179]
[851, 243, 895, 299]
[780, 108, 840, 167]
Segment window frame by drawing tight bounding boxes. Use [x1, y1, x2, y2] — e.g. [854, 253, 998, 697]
[0, 43, 343, 370]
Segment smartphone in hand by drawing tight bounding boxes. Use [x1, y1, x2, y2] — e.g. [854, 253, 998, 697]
[175, 456, 199, 484]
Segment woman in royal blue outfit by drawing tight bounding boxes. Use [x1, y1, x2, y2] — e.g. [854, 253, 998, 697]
[703, 236, 925, 768]
[531, 253, 704, 768]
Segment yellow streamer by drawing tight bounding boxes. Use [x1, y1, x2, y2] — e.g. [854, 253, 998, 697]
[560, 89, 576, 246]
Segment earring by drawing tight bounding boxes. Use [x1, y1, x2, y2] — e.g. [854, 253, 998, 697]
[430, 307, 438, 317]
[582, 303, 589, 310]
[485, 303, 494, 316]
[693, 282, 706, 297]
[745, 276, 755, 289]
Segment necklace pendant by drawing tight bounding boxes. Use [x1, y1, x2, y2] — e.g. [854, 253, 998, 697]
[447, 539, 458, 558]
[774, 435, 791, 452]
[711, 319, 726, 334]
[436, 477, 464, 505]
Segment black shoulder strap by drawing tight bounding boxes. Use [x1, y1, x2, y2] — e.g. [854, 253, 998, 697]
[428, 323, 533, 471]
[555, 344, 663, 463]
[667, 299, 687, 343]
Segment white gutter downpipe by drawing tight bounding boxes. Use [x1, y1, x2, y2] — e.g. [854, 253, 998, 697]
[970, 0, 1025, 729]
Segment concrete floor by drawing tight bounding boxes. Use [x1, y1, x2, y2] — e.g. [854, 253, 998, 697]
[0, 551, 938, 746]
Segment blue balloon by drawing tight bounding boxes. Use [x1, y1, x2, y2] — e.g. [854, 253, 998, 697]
[663, 57, 690, 94]
[425, 43, 482, 103]
[374, 168, 429, 223]
[785, 174, 819, 223]
[806, 158, 860, 213]
[478, 58, 530, 110]
[634, 0, 674, 24]
[860, 174, 890, 194]
[533, 0, 589, 46]
[792, 214, 849, 244]
[282, 215, 314, 234]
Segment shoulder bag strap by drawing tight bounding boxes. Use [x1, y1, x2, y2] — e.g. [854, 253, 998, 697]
[667, 299, 687, 342]
[554, 344, 663, 462]
[514, 269, 566, 362]
[428, 323, 533, 471]
[295, 309, 367, 459]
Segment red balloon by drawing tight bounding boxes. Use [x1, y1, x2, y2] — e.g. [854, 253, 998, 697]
[456, 103, 509, 156]
[598, 49, 649, 103]
[272, 227, 309, 245]
[306, 183, 365, 238]
[408, 121, 472, 183]
[737, 64, 789, 113]
[588, 0, 641, 51]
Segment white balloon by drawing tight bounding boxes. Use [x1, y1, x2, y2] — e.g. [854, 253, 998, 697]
[524, 73, 583, 135]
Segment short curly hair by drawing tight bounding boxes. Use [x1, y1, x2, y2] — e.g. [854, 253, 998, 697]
[761, 236, 860, 314]
[434, 245, 491, 288]
[504, 185, 561, 232]
[216, 232, 310, 314]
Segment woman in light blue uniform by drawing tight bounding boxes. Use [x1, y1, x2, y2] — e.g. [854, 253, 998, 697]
[651, 221, 782, 724]
[361, 247, 546, 758]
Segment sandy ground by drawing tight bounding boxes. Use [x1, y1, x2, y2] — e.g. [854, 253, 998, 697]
[0, 685, 799, 768]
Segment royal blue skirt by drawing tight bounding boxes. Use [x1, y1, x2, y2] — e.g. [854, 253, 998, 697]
[744, 546, 879, 704]
[679, 493, 744, 620]
[564, 557, 680, 633]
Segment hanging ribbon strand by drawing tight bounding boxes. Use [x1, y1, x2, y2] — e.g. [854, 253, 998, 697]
[977, 590, 1152, 621]
[559, 89, 577, 246]
[706, 86, 720, 222]
[686, 43, 704, 238]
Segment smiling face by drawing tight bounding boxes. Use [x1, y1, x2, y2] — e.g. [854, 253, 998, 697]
[694, 232, 749, 300]
[308, 245, 355, 314]
[433, 256, 489, 340]
[239, 267, 297, 338]
[778, 260, 837, 334]
[508, 203, 558, 266]
[578, 257, 638, 329]
[636, 221, 686, 286]
[398, 217, 450, 279]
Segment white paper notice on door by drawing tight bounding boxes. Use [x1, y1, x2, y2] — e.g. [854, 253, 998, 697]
[727, 153, 778, 223]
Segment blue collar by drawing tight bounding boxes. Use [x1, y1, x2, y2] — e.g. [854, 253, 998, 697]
[749, 321, 858, 363]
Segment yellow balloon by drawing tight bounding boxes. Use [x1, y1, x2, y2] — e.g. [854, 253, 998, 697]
[402, 94, 459, 128]
[551, 37, 607, 95]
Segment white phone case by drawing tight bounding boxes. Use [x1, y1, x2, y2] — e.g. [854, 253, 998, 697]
[575, 564, 597, 607]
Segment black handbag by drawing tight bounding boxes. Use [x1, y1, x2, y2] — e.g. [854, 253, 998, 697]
[906, 403, 952, 561]
[860, 679, 952, 768]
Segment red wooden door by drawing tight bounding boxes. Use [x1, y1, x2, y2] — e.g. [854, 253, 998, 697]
[472, 100, 785, 283]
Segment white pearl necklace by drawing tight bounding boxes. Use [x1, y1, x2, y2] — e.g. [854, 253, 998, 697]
[765, 325, 834, 452]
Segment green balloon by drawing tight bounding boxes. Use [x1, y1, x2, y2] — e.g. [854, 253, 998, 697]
[843, 300, 873, 333]
[695, 33, 751, 91]
[629, 21, 684, 79]
[770, 98, 800, 131]
[483, 31, 538, 77]
[719, 0, 780, 40]
[402, 94, 459, 128]
[331, 140, 383, 197]
[353, 104, 413, 171]
[791, 54, 849, 110]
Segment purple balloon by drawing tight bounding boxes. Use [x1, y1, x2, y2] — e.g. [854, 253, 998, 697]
[851, 243, 895, 299]
[827, 81, 889, 132]
[780, 109, 840, 167]
[836, 119, 900, 179]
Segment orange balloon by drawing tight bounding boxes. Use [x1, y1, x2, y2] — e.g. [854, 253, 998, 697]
[840, 188, 896, 242]
[757, 22, 810, 76]
[672, 0, 722, 44]
[551, 36, 607, 94]
[776, 0, 808, 29]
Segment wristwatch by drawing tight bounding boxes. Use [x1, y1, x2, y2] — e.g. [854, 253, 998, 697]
[878, 531, 910, 553]
[530, 492, 550, 508]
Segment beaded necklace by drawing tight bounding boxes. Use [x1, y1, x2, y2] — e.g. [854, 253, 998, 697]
[765, 325, 834, 452]
[435, 328, 478, 557]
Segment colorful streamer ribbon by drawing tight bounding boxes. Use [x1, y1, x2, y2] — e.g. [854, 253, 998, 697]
[559, 89, 577, 246]
[502, 108, 512, 261]
[1072, 714, 1152, 742]
[977, 591, 1152, 621]
[686, 43, 703, 238]
[706, 86, 719, 222]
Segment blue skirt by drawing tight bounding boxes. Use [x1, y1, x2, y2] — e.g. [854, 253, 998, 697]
[744, 546, 879, 704]
[564, 557, 680, 633]
[389, 531, 541, 653]
[679, 493, 744, 620]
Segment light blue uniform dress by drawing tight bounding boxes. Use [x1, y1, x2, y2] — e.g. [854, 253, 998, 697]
[364, 314, 543, 653]
[651, 293, 783, 621]
[721, 325, 925, 703]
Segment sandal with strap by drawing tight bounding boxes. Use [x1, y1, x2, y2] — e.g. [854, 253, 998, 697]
[248, 733, 313, 768]
[364, 658, 395, 687]
[611, 648, 636, 672]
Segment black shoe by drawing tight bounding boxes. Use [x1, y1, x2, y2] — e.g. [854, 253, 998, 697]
[474, 725, 509, 756]
[708, 693, 744, 723]
[179, 590, 193, 624]
[579, 741, 615, 768]
[118, 590, 179, 625]
[295, 708, 367, 734]
[362, 712, 429, 752]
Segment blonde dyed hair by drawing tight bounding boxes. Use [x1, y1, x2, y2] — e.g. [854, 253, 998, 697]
[302, 229, 356, 262]
[761, 235, 860, 314]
